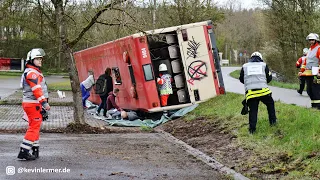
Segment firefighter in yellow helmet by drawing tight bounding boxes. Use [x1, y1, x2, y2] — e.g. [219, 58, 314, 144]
[239, 52, 277, 134]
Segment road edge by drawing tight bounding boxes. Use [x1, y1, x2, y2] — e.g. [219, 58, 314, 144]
[155, 129, 250, 180]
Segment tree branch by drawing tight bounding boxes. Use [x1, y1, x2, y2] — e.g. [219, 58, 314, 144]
[36, 0, 57, 32]
[111, 7, 137, 23]
[96, 21, 122, 26]
[68, 0, 127, 48]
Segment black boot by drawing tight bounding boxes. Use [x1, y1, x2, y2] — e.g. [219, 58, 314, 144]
[297, 90, 302, 95]
[32, 146, 39, 158]
[17, 148, 36, 160]
[249, 128, 256, 134]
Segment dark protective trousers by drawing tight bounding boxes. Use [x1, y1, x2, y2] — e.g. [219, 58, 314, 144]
[311, 78, 320, 109]
[305, 76, 314, 98]
[298, 76, 306, 94]
[97, 95, 108, 116]
[246, 94, 277, 131]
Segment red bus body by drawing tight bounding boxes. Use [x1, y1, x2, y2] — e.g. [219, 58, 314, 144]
[74, 21, 225, 112]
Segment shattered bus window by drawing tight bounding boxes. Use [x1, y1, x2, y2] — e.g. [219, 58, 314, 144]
[112, 67, 122, 84]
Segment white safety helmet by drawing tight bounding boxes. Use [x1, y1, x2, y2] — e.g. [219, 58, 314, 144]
[30, 48, 46, 60]
[251, 51, 263, 60]
[159, 63, 168, 71]
[306, 33, 319, 41]
[26, 51, 31, 61]
[303, 48, 309, 55]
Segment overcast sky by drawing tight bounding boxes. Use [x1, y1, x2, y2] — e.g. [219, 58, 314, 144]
[216, 0, 262, 9]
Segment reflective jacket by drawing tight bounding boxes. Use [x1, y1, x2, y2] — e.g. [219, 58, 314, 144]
[239, 59, 272, 101]
[303, 43, 320, 76]
[157, 73, 173, 95]
[22, 64, 48, 107]
[243, 62, 268, 91]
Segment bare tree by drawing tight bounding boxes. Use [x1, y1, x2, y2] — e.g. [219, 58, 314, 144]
[49, 0, 128, 124]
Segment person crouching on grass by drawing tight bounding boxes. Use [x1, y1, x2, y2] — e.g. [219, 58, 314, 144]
[239, 52, 277, 134]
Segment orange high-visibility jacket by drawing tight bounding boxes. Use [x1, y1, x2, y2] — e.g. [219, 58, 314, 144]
[296, 56, 307, 76]
[301, 43, 320, 76]
[22, 64, 48, 107]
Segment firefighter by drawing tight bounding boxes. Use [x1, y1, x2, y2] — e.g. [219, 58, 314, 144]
[21, 51, 49, 122]
[18, 48, 49, 160]
[296, 48, 309, 95]
[239, 52, 277, 134]
[303, 33, 320, 109]
[157, 63, 173, 106]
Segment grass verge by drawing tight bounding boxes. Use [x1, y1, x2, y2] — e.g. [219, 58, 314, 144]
[184, 92, 320, 179]
[229, 70, 300, 90]
[0, 75, 17, 79]
[0, 71, 68, 77]
[0, 71, 22, 76]
[47, 81, 72, 91]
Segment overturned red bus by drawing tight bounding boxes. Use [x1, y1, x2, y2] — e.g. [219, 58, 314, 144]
[74, 20, 225, 112]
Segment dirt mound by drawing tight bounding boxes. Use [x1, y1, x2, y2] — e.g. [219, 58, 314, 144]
[158, 117, 283, 179]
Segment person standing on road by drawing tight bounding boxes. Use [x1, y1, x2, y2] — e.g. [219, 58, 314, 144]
[80, 70, 95, 108]
[18, 48, 50, 160]
[239, 52, 277, 134]
[296, 48, 309, 95]
[21, 51, 49, 122]
[301, 33, 320, 109]
[95, 67, 113, 117]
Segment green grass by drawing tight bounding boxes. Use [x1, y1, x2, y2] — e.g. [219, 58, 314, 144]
[229, 70, 300, 90]
[140, 125, 154, 132]
[0, 75, 18, 79]
[47, 81, 71, 91]
[0, 71, 68, 77]
[185, 93, 320, 179]
[0, 71, 22, 76]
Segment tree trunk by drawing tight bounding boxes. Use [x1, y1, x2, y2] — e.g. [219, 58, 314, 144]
[65, 47, 86, 125]
[55, 0, 86, 124]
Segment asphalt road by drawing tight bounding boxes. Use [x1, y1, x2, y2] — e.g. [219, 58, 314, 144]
[0, 134, 224, 180]
[221, 67, 311, 107]
[0, 75, 66, 99]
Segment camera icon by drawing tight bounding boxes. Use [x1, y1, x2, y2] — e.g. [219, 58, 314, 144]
[6, 166, 15, 175]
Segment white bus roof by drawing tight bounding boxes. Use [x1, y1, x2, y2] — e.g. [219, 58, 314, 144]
[132, 20, 212, 38]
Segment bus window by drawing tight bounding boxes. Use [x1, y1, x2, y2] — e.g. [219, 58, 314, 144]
[128, 64, 136, 85]
[112, 67, 122, 84]
[143, 64, 154, 81]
